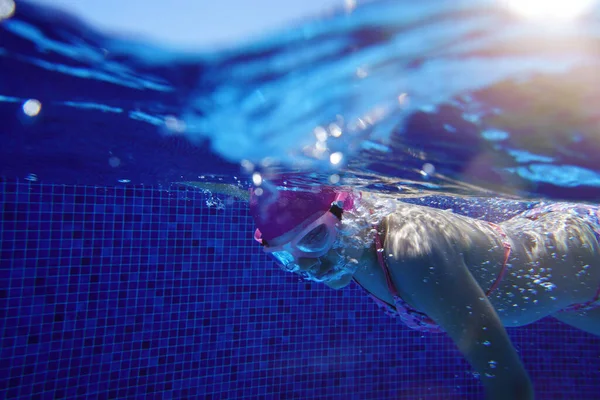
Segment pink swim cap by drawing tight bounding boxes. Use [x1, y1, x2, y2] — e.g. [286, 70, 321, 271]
[249, 186, 351, 242]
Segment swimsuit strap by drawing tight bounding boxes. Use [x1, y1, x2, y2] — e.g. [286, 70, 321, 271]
[358, 220, 512, 333]
[485, 222, 512, 296]
[563, 286, 600, 312]
[372, 227, 444, 333]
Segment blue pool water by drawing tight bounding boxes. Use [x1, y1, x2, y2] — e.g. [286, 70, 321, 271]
[1, 0, 600, 399]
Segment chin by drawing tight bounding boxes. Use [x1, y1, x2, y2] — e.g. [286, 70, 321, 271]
[324, 272, 353, 289]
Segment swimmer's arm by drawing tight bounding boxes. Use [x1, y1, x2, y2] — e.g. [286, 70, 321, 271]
[389, 250, 534, 400]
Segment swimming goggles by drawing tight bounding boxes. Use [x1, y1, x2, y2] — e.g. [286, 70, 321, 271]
[254, 192, 350, 272]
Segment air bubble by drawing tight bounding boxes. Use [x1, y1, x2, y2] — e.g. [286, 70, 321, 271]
[24, 173, 38, 182]
[314, 126, 327, 142]
[330, 152, 344, 165]
[0, 0, 16, 21]
[108, 156, 121, 168]
[252, 172, 262, 186]
[22, 99, 41, 116]
[421, 163, 435, 175]
[241, 160, 254, 173]
[164, 115, 186, 133]
[541, 282, 556, 291]
[329, 123, 342, 137]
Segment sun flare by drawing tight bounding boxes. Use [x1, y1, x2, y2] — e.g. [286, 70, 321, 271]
[505, 0, 596, 20]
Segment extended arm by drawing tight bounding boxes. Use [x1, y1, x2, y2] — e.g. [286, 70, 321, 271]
[386, 233, 533, 399]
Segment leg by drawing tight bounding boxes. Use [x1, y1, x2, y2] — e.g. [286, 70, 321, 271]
[553, 306, 600, 337]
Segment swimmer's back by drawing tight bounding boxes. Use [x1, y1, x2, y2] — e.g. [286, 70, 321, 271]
[495, 208, 600, 323]
[383, 202, 600, 326]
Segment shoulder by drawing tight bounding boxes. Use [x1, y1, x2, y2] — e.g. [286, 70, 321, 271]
[381, 203, 475, 261]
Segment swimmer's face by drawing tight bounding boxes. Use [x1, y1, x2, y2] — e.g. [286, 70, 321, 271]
[259, 198, 363, 288]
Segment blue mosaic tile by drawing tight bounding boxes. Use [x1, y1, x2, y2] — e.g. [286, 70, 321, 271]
[0, 180, 599, 399]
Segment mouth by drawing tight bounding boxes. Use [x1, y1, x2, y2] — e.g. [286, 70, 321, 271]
[312, 259, 348, 281]
[307, 261, 330, 279]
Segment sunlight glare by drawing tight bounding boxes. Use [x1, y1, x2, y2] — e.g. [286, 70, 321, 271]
[505, 0, 596, 20]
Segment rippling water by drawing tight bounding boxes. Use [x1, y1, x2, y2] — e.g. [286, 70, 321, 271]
[1, 0, 599, 201]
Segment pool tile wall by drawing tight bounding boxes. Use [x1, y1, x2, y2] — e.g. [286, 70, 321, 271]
[1, 180, 599, 399]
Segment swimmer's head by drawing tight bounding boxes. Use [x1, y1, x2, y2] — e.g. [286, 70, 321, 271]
[250, 186, 347, 240]
[250, 185, 359, 288]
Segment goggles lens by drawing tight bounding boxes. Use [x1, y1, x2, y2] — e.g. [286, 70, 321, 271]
[261, 203, 344, 275]
[271, 251, 321, 274]
[296, 224, 331, 253]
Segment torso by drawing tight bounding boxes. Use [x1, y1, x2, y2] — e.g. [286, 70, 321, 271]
[353, 202, 600, 328]
[494, 210, 600, 325]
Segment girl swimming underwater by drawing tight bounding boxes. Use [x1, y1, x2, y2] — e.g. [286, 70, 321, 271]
[250, 185, 600, 400]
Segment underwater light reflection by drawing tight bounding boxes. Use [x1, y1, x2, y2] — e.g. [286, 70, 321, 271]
[505, 0, 596, 20]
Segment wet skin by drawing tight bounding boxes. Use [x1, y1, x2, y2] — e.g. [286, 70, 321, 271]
[279, 201, 600, 400]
